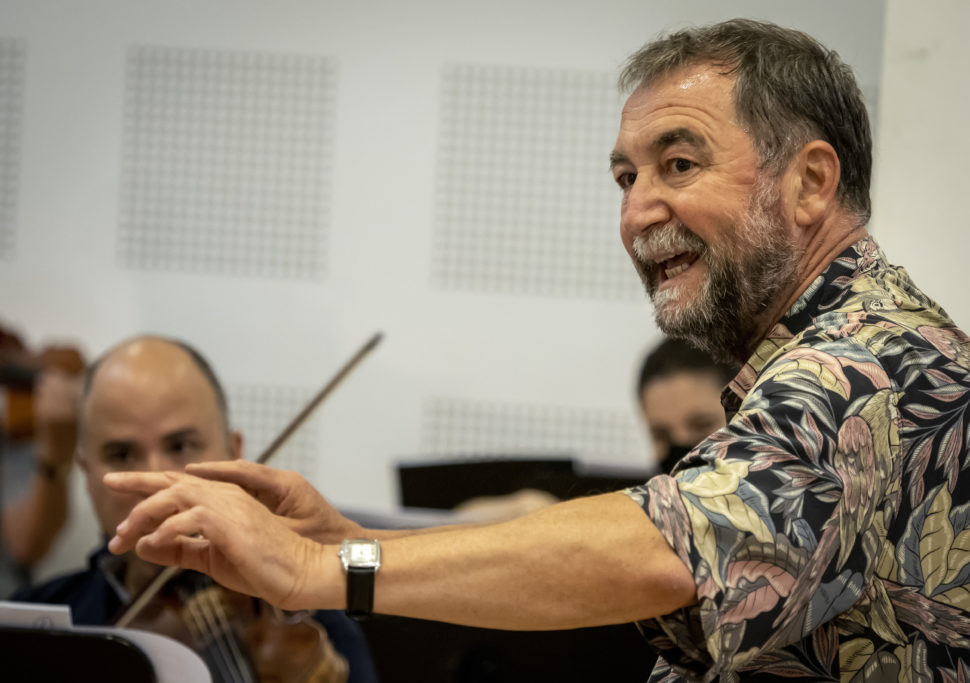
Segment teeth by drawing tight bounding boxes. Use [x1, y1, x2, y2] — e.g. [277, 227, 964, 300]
[665, 262, 691, 279]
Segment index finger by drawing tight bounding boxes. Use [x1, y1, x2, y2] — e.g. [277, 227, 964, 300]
[103, 470, 182, 497]
[185, 460, 288, 504]
[184, 459, 271, 486]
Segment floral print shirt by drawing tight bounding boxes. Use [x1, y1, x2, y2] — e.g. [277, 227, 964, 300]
[626, 236, 970, 682]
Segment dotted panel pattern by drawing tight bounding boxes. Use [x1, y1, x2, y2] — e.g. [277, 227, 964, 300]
[228, 384, 319, 476]
[0, 38, 25, 261]
[119, 46, 337, 278]
[421, 397, 641, 462]
[433, 64, 641, 299]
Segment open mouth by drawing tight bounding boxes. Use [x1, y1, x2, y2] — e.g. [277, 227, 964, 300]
[631, 225, 707, 289]
[657, 251, 701, 283]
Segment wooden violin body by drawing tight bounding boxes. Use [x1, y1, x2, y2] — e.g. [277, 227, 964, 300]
[122, 569, 348, 683]
[0, 325, 84, 439]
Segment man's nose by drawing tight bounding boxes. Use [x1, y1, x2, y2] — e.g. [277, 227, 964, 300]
[145, 450, 177, 472]
[621, 172, 671, 244]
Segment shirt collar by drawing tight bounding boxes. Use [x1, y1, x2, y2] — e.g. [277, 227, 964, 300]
[722, 235, 887, 414]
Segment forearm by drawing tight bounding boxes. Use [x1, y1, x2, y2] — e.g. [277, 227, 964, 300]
[362, 520, 483, 542]
[309, 492, 697, 630]
[3, 470, 69, 564]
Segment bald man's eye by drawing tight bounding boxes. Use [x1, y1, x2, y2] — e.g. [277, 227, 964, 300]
[166, 436, 201, 457]
[102, 445, 135, 467]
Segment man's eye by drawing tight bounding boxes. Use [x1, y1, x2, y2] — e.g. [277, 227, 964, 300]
[669, 158, 695, 174]
[167, 438, 199, 456]
[615, 172, 637, 189]
[103, 446, 134, 466]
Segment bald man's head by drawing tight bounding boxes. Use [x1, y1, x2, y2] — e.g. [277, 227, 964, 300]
[77, 336, 241, 536]
[81, 336, 230, 438]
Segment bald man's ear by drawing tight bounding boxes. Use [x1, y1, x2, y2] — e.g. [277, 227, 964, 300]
[791, 140, 841, 227]
[229, 430, 243, 460]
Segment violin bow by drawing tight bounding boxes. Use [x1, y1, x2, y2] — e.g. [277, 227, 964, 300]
[115, 331, 384, 628]
[255, 331, 382, 465]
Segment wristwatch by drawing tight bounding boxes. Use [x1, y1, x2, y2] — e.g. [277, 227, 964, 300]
[339, 538, 381, 619]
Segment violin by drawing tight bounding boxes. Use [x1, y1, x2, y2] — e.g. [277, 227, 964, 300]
[112, 333, 383, 683]
[0, 324, 85, 440]
[119, 565, 348, 683]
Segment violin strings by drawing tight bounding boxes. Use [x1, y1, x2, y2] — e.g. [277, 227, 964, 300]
[185, 587, 254, 683]
[202, 588, 255, 683]
[183, 596, 238, 683]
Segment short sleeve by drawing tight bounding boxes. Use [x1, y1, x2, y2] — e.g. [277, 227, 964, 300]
[624, 340, 899, 679]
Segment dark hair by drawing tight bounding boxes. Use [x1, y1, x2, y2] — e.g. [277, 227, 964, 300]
[620, 18, 872, 225]
[82, 335, 230, 433]
[637, 337, 736, 402]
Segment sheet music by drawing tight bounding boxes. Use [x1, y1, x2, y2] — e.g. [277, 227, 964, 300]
[0, 600, 212, 682]
[0, 600, 72, 628]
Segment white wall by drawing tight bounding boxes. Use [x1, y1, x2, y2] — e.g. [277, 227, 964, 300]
[0, 0, 887, 579]
[871, 0, 970, 329]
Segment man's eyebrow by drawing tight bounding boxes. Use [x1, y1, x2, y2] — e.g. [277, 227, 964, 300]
[100, 439, 135, 453]
[653, 127, 711, 155]
[610, 127, 711, 171]
[161, 427, 201, 442]
[608, 150, 630, 171]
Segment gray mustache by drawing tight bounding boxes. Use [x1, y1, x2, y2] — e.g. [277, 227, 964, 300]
[632, 223, 706, 264]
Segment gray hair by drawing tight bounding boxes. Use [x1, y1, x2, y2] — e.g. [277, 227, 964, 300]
[620, 19, 872, 225]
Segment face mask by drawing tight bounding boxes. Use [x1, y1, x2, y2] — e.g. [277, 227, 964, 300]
[659, 442, 695, 475]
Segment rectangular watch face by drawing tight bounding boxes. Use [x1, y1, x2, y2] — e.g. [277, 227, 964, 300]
[347, 541, 380, 566]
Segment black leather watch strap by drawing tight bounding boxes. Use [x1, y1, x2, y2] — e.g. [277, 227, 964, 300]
[345, 565, 376, 619]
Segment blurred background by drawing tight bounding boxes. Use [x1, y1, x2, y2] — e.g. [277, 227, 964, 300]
[0, 0, 964, 582]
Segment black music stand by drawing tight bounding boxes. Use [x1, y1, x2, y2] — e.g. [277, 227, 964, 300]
[1, 625, 158, 682]
[0, 600, 212, 683]
[397, 455, 651, 509]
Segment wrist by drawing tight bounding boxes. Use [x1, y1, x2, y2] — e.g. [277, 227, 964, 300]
[34, 434, 75, 475]
[36, 458, 70, 484]
[285, 538, 344, 611]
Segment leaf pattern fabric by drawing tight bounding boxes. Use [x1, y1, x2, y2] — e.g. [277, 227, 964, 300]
[625, 237, 970, 682]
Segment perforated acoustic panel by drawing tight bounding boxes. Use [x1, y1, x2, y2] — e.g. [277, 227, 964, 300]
[0, 38, 25, 261]
[119, 46, 337, 278]
[421, 397, 642, 463]
[228, 384, 319, 476]
[433, 64, 641, 299]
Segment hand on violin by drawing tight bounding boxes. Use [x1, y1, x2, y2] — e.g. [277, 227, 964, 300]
[104, 470, 339, 610]
[183, 459, 363, 544]
[34, 368, 82, 471]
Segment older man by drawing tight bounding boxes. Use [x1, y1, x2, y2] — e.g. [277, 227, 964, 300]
[107, 20, 970, 680]
[14, 336, 376, 683]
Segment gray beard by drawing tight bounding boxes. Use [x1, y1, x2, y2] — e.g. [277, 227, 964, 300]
[631, 181, 800, 363]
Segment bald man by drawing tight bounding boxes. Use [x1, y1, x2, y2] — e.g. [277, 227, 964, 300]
[13, 336, 377, 683]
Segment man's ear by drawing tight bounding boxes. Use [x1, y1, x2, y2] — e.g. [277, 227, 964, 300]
[791, 139, 841, 227]
[229, 430, 243, 460]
